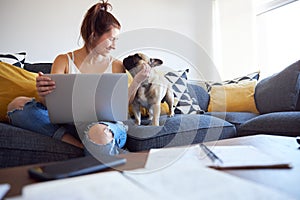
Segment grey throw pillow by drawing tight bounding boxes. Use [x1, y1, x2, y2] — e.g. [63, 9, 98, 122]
[255, 60, 300, 114]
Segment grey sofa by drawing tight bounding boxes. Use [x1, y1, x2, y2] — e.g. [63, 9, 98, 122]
[1, 61, 300, 168]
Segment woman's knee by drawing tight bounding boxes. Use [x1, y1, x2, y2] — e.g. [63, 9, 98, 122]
[7, 96, 32, 112]
[84, 121, 127, 148]
[87, 123, 114, 145]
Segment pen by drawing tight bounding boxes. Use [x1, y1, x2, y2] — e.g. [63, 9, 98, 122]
[199, 143, 223, 165]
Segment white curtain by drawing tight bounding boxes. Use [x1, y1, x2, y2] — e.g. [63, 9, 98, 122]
[211, 0, 257, 80]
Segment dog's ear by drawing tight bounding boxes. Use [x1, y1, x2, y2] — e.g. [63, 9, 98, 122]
[123, 54, 140, 71]
[149, 58, 163, 67]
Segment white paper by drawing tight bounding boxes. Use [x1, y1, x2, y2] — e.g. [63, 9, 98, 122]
[8, 171, 153, 200]
[124, 145, 295, 200]
[199, 145, 292, 168]
[0, 183, 10, 199]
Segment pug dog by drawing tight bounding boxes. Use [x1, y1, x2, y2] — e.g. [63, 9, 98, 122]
[123, 53, 174, 126]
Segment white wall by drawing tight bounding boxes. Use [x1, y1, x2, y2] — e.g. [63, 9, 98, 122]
[0, 0, 218, 80]
[113, 0, 213, 51]
[0, 0, 97, 62]
[1, 0, 260, 81]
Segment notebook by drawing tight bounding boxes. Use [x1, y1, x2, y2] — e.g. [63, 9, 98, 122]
[198, 145, 292, 169]
[45, 73, 128, 124]
[145, 145, 292, 170]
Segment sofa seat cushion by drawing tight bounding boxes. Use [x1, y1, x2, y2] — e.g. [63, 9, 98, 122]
[124, 114, 236, 152]
[237, 112, 300, 137]
[205, 112, 259, 126]
[0, 122, 84, 168]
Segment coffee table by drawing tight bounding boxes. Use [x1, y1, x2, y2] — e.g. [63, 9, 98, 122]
[1, 134, 299, 199]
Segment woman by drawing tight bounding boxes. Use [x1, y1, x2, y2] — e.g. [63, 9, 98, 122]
[7, 1, 150, 154]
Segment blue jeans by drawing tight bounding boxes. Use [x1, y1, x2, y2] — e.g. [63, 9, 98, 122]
[7, 99, 65, 139]
[79, 121, 128, 155]
[7, 99, 127, 154]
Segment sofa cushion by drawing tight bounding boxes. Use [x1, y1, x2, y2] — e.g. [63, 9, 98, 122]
[0, 122, 84, 168]
[0, 62, 40, 122]
[297, 95, 300, 110]
[23, 62, 52, 74]
[208, 80, 259, 113]
[0, 52, 26, 68]
[255, 60, 300, 114]
[187, 83, 210, 112]
[237, 112, 300, 137]
[164, 70, 203, 114]
[204, 71, 260, 92]
[124, 114, 236, 151]
[205, 112, 259, 127]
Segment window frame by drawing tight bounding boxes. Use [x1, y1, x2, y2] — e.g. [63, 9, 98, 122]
[256, 0, 298, 15]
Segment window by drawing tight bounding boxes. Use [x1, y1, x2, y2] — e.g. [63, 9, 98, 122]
[256, 0, 300, 78]
[256, 0, 298, 15]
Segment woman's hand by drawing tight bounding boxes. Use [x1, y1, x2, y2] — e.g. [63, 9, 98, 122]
[36, 72, 56, 98]
[132, 63, 151, 85]
[128, 63, 151, 104]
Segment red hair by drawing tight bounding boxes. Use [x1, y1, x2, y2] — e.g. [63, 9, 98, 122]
[81, 0, 121, 51]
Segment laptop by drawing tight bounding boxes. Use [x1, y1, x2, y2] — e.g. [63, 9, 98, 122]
[45, 73, 128, 124]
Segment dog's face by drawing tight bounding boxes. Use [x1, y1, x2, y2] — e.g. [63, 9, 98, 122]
[123, 53, 174, 126]
[123, 53, 163, 72]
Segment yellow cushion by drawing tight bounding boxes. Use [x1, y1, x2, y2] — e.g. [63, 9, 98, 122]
[126, 70, 170, 117]
[0, 62, 39, 122]
[208, 80, 259, 113]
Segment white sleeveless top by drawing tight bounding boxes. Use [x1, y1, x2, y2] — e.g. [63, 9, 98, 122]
[66, 52, 113, 74]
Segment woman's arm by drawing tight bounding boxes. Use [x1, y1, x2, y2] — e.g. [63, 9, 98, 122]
[112, 59, 125, 73]
[36, 54, 68, 105]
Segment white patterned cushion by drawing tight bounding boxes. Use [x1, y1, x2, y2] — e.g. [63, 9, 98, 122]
[164, 69, 204, 114]
[0, 52, 26, 68]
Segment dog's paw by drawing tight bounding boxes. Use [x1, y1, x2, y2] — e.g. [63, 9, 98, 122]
[151, 121, 160, 126]
[168, 109, 175, 118]
[168, 114, 174, 118]
[134, 119, 141, 126]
